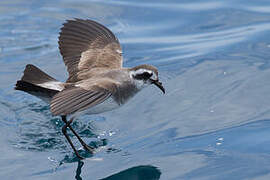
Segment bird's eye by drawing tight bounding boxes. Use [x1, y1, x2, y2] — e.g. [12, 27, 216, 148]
[134, 72, 153, 80]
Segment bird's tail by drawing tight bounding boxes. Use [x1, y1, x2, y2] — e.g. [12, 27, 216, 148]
[15, 64, 64, 103]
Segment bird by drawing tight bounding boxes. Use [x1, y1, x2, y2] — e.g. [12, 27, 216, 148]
[15, 19, 165, 159]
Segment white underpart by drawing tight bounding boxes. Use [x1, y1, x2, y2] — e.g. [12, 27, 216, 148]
[38, 81, 64, 91]
[33, 81, 63, 103]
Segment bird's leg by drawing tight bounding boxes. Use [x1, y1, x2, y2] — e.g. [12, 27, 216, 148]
[61, 116, 94, 153]
[61, 116, 83, 159]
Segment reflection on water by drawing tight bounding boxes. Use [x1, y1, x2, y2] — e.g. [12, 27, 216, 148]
[100, 165, 161, 180]
[75, 161, 84, 180]
[74, 161, 161, 180]
[2, 0, 270, 179]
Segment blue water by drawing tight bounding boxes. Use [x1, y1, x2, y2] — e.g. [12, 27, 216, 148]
[1, 0, 270, 179]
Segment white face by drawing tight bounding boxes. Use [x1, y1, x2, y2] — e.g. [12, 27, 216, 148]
[130, 69, 158, 89]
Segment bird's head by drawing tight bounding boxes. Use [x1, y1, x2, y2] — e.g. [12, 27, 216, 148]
[129, 64, 165, 94]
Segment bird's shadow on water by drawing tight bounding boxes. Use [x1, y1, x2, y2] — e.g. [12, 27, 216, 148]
[73, 161, 161, 180]
[75, 161, 84, 180]
[99, 165, 161, 180]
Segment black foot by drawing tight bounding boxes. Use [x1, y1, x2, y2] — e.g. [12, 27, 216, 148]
[82, 144, 94, 153]
[76, 153, 84, 160]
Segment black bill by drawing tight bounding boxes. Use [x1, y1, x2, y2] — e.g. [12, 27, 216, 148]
[151, 80, 165, 94]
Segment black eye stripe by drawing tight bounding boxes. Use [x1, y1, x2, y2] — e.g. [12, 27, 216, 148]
[134, 72, 153, 80]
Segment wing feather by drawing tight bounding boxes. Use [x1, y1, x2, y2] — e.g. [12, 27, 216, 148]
[58, 19, 123, 82]
[50, 87, 112, 116]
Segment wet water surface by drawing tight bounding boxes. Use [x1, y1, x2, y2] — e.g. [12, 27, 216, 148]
[1, 0, 270, 179]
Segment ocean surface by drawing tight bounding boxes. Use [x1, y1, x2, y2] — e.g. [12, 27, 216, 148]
[1, 0, 270, 179]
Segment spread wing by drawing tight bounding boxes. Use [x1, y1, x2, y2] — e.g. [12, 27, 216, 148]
[58, 19, 123, 82]
[50, 87, 112, 116]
